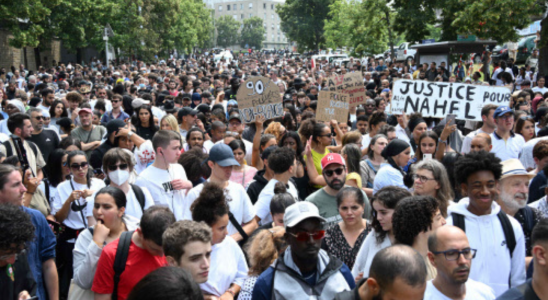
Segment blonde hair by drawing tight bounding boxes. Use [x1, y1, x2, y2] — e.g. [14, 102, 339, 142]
[265, 121, 285, 143]
[245, 227, 286, 276]
[161, 114, 179, 132]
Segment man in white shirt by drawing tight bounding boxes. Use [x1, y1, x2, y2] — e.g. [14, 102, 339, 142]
[254, 147, 299, 225]
[447, 151, 526, 297]
[135, 130, 193, 214]
[425, 226, 496, 300]
[37, 88, 55, 115]
[183, 143, 257, 242]
[532, 77, 548, 94]
[492, 61, 514, 86]
[490, 106, 525, 161]
[461, 104, 497, 154]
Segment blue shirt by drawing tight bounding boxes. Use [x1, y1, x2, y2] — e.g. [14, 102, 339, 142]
[528, 170, 546, 204]
[101, 110, 130, 123]
[22, 206, 56, 300]
[376, 65, 387, 72]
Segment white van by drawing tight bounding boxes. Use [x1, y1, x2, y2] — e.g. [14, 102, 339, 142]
[396, 42, 416, 62]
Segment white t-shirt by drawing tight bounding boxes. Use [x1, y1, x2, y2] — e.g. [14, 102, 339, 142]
[423, 279, 496, 300]
[532, 86, 548, 94]
[361, 134, 372, 150]
[134, 164, 189, 217]
[183, 180, 255, 236]
[51, 177, 106, 230]
[255, 179, 299, 224]
[86, 185, 154, 220]
[490, 131, 525, 161]
[200, 236, 248, 296]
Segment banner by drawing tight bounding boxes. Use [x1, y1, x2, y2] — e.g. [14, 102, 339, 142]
[237, 76, 283, 123]
[326, 72, 366, 108]
[316, 91, 349, 123]
[391, 80, 511, 121]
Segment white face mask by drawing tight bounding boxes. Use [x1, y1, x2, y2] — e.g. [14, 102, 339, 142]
[109, 169, 129, 186]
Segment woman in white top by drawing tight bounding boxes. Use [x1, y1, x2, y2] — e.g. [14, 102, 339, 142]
[86, 148, 154, 224]
[191, 182, 249, 299]
[359, 134, 388, 197]
[352, 186, 411, 279]
[72, 187, 139, 295]
[51, 150, 106, 297]
[228, 139, 258, 189]
[372, 139, 411, 194]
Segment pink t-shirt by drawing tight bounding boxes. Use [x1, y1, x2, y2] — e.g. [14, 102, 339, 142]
[229, 165, 258, 189]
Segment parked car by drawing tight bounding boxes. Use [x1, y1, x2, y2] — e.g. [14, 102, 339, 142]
[491, 44, 508, 63]
[516, 36, 536, 64]
[396, 42, 417, 62]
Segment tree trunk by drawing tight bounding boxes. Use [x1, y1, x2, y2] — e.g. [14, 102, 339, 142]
[386, 10, 395, 61]
[538, 16, 548, 77]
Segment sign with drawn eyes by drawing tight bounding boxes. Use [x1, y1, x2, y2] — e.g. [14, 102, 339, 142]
[237, 76, 283, 123]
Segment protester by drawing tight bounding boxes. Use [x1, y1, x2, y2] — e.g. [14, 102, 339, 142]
[412, 159, 454, 217]
[126, 267, 203, 300]
[373, 139, 411, 193]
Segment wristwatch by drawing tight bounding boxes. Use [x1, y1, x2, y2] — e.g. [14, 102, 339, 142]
[127, 131, 134, 138]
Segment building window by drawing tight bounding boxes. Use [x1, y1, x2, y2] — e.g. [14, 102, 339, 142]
[277, 25, 280, 29]
[250, 13, 253, 17]
[264, 3, 266, 8]
[233, 4, 236, 10]
[249, 3, 253, 9]
[227, 5, 230, 10]
[233, 15, 237, 20]
[218, 5, 222, 11]
[241, 4, 243, 9]
[271, 14, 274, 19]
[264, 13, 266, 19]
[241, 14, 244, 19]
[271, 4, 274, 9]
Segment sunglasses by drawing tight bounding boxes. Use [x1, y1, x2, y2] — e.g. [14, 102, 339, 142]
[70, 162, 89, 170]
[34, 116, 45, 120]
[108, 164, 128, 172]
[112, 100, 121, 103]
[324, 167, 345, 177]
[287, 230, 325, 242]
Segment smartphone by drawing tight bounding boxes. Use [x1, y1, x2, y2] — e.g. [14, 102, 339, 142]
[423, 154, 433, 162]
[447, 114, 457, 126]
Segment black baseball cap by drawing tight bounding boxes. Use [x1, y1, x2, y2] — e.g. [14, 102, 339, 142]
[178, 107, 198, 119]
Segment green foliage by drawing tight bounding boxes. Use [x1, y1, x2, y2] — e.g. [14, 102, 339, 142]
[392, 0, 436, 43]
[437, 0, 537, 42]
[216, 15, 241, 48]
[240, 17, 266, 49]
[276, 0, 333, 51]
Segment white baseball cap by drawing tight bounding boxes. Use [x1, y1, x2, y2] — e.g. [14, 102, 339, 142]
[283, 202, 326, 229]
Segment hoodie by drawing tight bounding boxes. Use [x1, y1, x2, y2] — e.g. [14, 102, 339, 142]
[446, 198, 526, 297]
[246, 169, 269, 205]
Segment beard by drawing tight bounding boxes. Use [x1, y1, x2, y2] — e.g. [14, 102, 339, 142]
[500, 192, 527, 211]
[327, 178, 345, 190]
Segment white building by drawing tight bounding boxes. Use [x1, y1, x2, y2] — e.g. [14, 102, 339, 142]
[207, 0, 290, 50]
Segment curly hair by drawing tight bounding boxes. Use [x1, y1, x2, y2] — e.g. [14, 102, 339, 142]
[392, 196, 439, 246]
[245, 227, 286, 276]
[454, 151, 502, 186]
[265, 121, 285, 143]
[191, 182, 229, 226]
[370, 186, 411, 244]
[0, 204, 35, 252]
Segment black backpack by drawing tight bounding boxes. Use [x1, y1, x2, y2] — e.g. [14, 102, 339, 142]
[130, 184, 146, 212]
[452, 211, 516, 287]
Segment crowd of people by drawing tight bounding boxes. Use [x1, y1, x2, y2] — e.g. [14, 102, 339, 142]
[1, 50, 548, 300]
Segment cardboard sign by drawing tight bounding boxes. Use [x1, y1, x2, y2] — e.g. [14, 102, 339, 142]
[236, 76, 283, 123]
[326, 72, 366, 108]
[316, 91, 349, 123]
[391, 80, 511, 121]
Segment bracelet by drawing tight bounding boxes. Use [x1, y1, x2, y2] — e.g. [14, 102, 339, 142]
[127, 131, 134, 138]
[438, 138, 447, 144]
[226, 289, 236, 297]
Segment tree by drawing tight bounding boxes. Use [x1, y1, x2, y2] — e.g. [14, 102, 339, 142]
[216, 15, 240, 48]
[240, 17, 266, 49]
[276, 0, 333, 51]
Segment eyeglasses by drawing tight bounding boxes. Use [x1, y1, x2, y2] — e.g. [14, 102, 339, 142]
[365, 104, 375, 107]
[70, 162, 89, 170]
[412, 174, 436, 183]
[498, 115, 514, 121]
[432, 248, 477, 261]
[287, 230, 325, 242]
[319, 134, 331, 138]
[112, 100, 121, 103]
[0, 248, 26, 261]
[34, 116, 45, 120]
[324, 167, 345, 177]
[107, 164, 128, 171]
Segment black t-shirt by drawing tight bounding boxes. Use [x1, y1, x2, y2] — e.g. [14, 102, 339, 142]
[135, 125, 158, 141]
[0, 252, 36, 300]
[28, 128, 60, 163]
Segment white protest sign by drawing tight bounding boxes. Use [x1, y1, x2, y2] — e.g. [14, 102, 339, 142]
[237, 76, 283, 123]
[391, 80, 511, 121]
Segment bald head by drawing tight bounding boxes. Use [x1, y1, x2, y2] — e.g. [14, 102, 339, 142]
[428, 226, 473, 285]
[428, 226, 468, 252]
[470, 133, 492, 153]
[370, 245, 427, 290]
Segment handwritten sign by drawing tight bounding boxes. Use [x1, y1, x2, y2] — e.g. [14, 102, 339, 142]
[316, 91, 349, 123]
[391, 80, 511, 121]
[326, 72, 366, 108]
[237, 76, 283, 123]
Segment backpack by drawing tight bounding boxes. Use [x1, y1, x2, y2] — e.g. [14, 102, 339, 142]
[130, 184, 145, 212]
[2, 139, 38, 158]
[452, 211, 516, 288]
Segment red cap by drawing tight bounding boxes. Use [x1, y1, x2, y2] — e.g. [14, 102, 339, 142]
[321, 153, 346, 169]
[78, 108, 92, 115]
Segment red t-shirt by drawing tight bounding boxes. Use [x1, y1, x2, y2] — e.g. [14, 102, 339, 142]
[92, 237, 167, 300]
